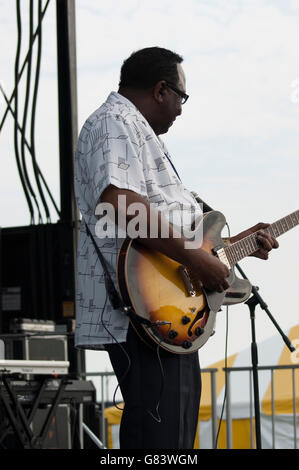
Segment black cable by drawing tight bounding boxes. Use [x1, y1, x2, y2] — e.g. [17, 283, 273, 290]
[214, 222, 231, 449]
[37, 166, 61, 218]
[99, 292, 131, 412]
[30, 0, 51, 223]
[0, 83, 61, 218]
[14, 0, 35, 224]
[7, 0, 56, 223]
[0, 0, 51, 133]
[214, 305, 229, 448]
[99, 291, 168, 424]
[144, 323, 173, 424]
[20, 0, 43, 223]
[146, 344, 164, 423]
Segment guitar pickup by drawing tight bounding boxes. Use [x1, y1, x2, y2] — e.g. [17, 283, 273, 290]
[178, 265, 196, 297]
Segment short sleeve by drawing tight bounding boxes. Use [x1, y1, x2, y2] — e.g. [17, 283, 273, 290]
[87, 113, 148, 211]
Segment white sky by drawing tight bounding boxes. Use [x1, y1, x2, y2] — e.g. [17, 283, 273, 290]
[1, 0, 299, 398]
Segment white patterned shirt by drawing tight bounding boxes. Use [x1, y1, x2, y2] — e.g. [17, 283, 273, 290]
[74, 92, 202, 349]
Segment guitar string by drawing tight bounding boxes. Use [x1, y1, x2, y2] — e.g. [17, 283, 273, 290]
[225, 210, 299, 266]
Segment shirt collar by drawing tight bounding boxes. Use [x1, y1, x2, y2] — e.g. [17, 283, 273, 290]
[107, 91, 139, 111]
[106, 92, 169, 153]
[107, 91, 154, 131]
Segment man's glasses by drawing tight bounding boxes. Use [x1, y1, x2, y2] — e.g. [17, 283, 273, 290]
[165, 82, 189, 104]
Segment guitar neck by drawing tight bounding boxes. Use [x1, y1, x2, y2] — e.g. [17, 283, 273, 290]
[224, 209, 299, 267]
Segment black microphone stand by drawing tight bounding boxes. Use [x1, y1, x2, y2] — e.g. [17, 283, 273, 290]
[235, 263, 295, 449]
[192, 193, 295, 449]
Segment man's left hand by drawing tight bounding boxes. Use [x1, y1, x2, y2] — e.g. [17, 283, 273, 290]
[230, 222, 279, 260]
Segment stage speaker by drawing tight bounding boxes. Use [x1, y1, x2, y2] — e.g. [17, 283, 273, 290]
[0, 223, 76, 334]
[32, 404, 71, 449]
[0, 404, 72, 449]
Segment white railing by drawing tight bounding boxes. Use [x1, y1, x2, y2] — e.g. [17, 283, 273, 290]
[223, 364, 299, 449]
[82, 364, 299, 449]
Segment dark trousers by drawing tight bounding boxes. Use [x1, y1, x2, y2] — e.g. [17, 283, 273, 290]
[105, 323, 201, 449]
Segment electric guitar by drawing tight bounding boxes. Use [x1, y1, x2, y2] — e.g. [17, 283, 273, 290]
[117, 209, 299, 354]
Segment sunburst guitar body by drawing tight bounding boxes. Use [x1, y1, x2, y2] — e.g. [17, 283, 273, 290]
[117, 209, 298, 354]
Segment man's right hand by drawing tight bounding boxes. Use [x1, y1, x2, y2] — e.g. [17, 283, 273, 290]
[188, 249, 230, 293]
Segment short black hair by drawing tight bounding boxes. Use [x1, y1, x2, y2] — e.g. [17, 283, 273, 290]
[119, 47, 183, 90]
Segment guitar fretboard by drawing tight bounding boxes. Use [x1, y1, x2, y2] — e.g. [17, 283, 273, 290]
[224, 210, 299, 267]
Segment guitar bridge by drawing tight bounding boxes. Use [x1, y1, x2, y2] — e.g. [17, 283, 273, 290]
[178, 265, 196, 297]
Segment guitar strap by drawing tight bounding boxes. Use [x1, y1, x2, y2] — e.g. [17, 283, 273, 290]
[85, 221, 125, 310]
[164, 154, 212, 214]
[164, 152, 181, 182]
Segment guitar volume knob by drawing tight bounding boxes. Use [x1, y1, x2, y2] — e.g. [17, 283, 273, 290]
[195, 327, 204, 336]
[169, 330, 178, 339]
[182, 340, 192, 349]
[182, 316, 191, 324]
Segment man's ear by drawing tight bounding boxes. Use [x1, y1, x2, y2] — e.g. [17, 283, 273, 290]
[153, 80, 167, 104]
